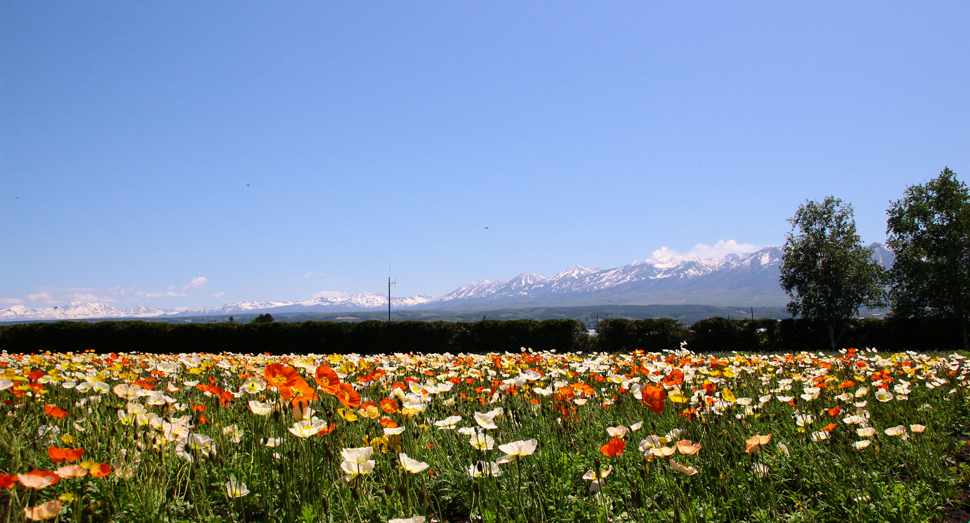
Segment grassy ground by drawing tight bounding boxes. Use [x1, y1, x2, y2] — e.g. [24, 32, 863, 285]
[1, 347, 968, 522]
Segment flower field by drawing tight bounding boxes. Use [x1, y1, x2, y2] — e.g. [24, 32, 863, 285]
[1, 346, 969, 522]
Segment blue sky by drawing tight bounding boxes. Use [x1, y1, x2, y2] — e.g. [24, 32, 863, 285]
[2, 2, 968, 309]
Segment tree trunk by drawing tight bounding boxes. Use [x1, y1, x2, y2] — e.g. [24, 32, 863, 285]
[828, 323, 836, 352]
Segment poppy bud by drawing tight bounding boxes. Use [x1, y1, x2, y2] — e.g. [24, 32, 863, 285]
[384, 483, 394, 497]
[352, 486, 362, 500]
[594, 458, 601, 472]
[472, 482, 480, 494]
[417, 489, 426, 505]
[398, 482, 408, 496]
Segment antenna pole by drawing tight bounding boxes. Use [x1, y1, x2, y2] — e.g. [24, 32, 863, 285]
[388, 266, 396, 322]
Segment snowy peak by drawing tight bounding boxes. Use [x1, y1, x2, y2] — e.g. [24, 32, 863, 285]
[0, 301, 174, 321]
[2, 244, 876, 321]
[550, 265, 599, 280]
[504, 273, 546, 292]
[441, 279, 508, 300]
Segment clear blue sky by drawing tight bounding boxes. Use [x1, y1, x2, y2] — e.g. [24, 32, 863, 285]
[2, 2, 968, 309]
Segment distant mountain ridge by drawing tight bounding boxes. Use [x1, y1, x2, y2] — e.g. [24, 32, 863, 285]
[1, 244, 895, 321]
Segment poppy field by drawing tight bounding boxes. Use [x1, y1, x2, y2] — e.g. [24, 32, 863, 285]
[1, 346, 969, 523]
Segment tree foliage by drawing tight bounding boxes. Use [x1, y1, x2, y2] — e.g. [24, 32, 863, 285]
[779, 196, 886, 349]
[886, 167, 970, 351]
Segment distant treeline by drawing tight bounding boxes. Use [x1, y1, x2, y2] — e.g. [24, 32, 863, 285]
[0, 317, 966, 355]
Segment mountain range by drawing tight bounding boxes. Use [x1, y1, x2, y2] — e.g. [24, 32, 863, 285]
[1, 244, 894, 322]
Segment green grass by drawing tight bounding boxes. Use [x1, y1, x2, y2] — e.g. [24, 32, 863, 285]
[0, 348, 967, 522]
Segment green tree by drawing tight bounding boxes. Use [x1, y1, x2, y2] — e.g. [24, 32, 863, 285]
[886, 167, 970, 351]
[251, 313, 275, 324]
[780, 196, 886, 350]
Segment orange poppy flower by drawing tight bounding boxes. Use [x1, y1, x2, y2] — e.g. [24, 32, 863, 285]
[600, 438, 626, 457]
[88, 463, 112, 478]
[47, 447, 83, 463]
[662, 368, 685, 387]
[379, 417, 398, 428]
[702, 381, 717, 396]
[290, 380, 319, 406]
[820, 423, 837, 432]
[264, 363, 301, 392]
[826, 406, 841, 416]
[334, 382, 361, 409]
[314, 365, 341, 394]
[380, 398, 398, 414]
[641, 385, 666, 414]
[44, 405, 68, 419]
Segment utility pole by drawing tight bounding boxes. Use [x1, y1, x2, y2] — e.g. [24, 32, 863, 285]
[388, 265, 396, 322]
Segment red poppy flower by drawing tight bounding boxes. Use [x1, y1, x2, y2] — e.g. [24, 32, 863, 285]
[0, 474, 17, 489]
[44, 405, 68, 419]
[48, 447, 83, 463]
[600, 438, 626, 457]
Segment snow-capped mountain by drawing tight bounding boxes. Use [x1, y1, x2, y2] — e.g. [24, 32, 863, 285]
[0, 302, 180, 321]
[1, 244, 895, 321]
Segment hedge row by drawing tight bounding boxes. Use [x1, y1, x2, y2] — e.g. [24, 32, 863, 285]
[598, 316, 968, 353]
[0, 317, 965, 355]
[0, 319, 585, 355]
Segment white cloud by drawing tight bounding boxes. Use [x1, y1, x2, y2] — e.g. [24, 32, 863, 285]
[312, 290, 345, 299]
[102, 286, 136, 298]
[61, 293, 100, 302]
[26, 292, 54, 303]
[648, 240, 761, 263]
[211, 291, 225, 298]
[181, 277, 208, 293]
[138, 290, 184, 298]
[10, 279, 209, 307]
